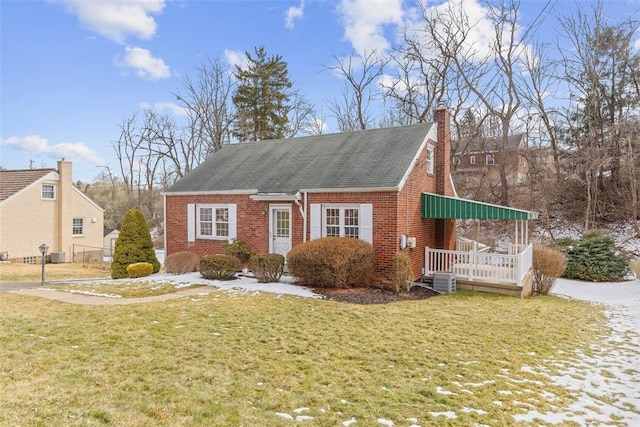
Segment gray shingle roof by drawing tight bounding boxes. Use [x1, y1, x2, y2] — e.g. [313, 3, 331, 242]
[0, 169, 56, 202]
[167, 123, 434, 194]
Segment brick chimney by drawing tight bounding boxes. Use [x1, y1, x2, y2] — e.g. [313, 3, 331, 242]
[57, 160, 73, 256]
[433, 105, 456, 249]
[434, 103, 452, 196]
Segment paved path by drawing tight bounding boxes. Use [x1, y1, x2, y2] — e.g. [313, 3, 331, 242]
[5, 285, 214, 305]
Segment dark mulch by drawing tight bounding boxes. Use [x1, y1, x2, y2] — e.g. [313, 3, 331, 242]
[312, 285, 438, 304]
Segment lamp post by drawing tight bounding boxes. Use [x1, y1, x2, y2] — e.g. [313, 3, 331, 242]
[39, 243, 49, 286]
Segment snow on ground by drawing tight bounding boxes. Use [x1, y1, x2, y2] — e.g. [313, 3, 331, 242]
[512, 278, 640, 425]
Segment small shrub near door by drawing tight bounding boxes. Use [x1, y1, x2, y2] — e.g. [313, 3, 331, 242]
[287, 237, 374, 288]
[199, 254, 240, 280]
[392, 251, 414, 293]
[532, 245, 567, 295]
[250, 253, 285, 283]
[126, 262, 154, 279]
[223, 239, 253, 266]
[165, 251, 200, 274]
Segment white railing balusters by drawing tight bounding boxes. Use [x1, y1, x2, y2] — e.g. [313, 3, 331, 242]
[424, 244, 534, 287]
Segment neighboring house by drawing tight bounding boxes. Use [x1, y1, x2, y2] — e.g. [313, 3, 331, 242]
[103, 228, 120, 256]
[0, 160, 104, 263]
[454, 134, 529, 185]
[164, 106, 538, 293]
[164, 106, 457, 282]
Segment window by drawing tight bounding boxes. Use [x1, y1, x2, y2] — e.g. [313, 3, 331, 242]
[486, 154, 495, 165]
[324, 206, 359, 239]
[469, 155, 476, 165]
[72, 218, 84, 235]
[197, 205, 229, 238]
[426, 144, 435, 174]
[42, 184, 55, 199]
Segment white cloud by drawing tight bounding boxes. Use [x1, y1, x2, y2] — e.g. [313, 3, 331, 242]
[117, 46, 171, 80]
[285, 0, 305, 29]
[337, 0, 403, 54]
[224, 49, 248, 70]
[139, 101, 188, 117]
[53, 0, 165, 43]
[0, 135, 104, 164]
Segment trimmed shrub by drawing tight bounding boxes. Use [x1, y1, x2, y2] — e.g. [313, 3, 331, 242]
[223, 239, 253, 264]
[532, 244, 567, 295]
[111, 209, 161, 279]
[558, 230, 630, 282]
[392, 251, 414, 293]
[165, 251, 200, 274]
[126, 262, 153, 279]
[199, 254, 240, 280]
[250, 253, 285, 283]
[287, 237, 374, 288]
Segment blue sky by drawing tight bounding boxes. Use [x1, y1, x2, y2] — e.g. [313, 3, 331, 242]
[1, 0, 638, 182]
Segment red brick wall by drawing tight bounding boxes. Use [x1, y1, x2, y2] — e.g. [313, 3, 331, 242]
[165, 194, 275, 258]
[165, 107, 457, 283]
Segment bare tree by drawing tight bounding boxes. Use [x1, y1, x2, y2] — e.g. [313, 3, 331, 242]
[326, 50, 386, 131]
[425, 0, 535, 206]
[173, 57, 235, 154]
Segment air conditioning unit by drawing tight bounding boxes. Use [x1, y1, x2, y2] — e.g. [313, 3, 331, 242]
[433, 272, 456, 293]
[50, 252, 66, 264]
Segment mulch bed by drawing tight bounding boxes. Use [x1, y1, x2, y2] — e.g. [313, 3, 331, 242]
[312, 285, 438, 304]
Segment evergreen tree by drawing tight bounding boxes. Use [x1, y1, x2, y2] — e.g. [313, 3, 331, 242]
[232, 46, 292, 141]
[111, 208, 160, 279]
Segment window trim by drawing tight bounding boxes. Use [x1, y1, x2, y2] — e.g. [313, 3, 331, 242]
[426, 144, 435, 174]
[486, 154, 495, 165]
[469, 155, 476, 165]
[41, 184, 55, 200]
[322, 205, 360, 239]
[196, 204, 231, 240]
[72, 217, 85, 236]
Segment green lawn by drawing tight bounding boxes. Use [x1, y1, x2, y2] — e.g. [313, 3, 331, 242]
[0, 289, 609, 426]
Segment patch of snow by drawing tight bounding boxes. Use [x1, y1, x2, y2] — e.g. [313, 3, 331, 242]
[342, 418, 357, 426]
[293, 407, 309, 414]
[296, 415, 314, 421]
[275, 412, 293, 420]
[513, 277, 640, 425]
[460, 408, 487, 415]
[435, 386, 457, 395]
[428, 411, 457, 419]
[377, 419, 394, 426]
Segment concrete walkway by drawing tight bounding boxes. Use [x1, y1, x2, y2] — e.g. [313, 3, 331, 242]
[8, 285, 215, 305]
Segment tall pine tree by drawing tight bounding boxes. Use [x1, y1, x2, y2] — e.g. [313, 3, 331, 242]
[232, 46, 292, 142]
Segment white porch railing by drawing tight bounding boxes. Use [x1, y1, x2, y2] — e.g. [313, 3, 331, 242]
[424, 244, 533, 286]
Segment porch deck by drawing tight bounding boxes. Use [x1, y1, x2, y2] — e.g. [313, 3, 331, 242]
[423, 245, 534, 298]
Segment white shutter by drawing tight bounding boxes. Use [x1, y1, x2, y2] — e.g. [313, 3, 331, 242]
[187, 204, 196, 242]
[310, 204, 322, 240]
[228, 204, 237, 239]
[359, 203, 373, 244]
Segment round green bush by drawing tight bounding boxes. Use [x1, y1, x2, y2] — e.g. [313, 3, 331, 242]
[111, 209, 160, 279]
[558, 231, 630, 282]
[199, 254, 240, 280]
[126, 262, 154, 278]
[249, 253, 285, 283]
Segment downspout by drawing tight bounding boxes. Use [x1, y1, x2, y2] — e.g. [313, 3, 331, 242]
[294, 191, 307, 242]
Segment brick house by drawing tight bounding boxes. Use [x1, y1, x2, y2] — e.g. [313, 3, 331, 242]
[0, 160, 104, 263]
[454, 134, 528, 185]
[164, 107, 458, 282]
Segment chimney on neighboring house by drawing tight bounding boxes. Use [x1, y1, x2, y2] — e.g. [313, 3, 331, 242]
[434, 102, 452, 196]
[433, 104, 457, 249]
[57, 159, 73, 256]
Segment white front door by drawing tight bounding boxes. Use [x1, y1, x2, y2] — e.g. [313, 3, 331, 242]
[270, 206, 292, 258]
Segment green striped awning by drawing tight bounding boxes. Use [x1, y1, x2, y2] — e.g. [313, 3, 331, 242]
[421, 193, 538, 220]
